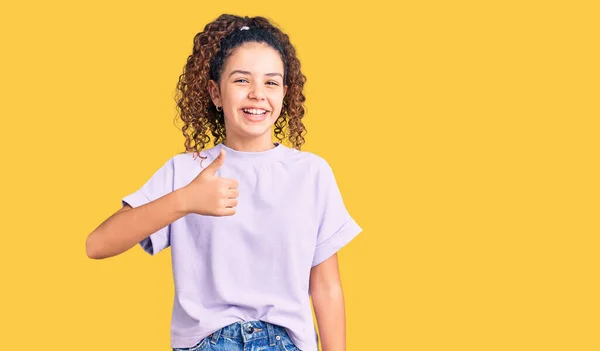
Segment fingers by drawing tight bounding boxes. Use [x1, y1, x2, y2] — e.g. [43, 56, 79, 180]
[225, 198, 238, 208]
[224, 178, 239, 189]
[227, 188, 239, 199]
[218, 207, 236, 216]
[218, 202, 238, 216]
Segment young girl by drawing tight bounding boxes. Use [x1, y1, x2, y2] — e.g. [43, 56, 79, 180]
[86, 14, 362, 351]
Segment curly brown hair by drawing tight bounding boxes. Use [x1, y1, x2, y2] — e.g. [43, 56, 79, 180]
[174, 14, 307, 161]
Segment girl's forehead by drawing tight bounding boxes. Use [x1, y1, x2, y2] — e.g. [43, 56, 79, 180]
[224, 43, 284, 73]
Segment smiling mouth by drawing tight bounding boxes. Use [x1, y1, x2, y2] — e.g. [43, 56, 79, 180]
[242, 108, 269, 122]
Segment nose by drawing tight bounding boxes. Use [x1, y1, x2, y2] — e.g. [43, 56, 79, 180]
[248, 83, 266, 100]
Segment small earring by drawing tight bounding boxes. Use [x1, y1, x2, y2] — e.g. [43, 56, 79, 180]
[216, 106, 222, 112]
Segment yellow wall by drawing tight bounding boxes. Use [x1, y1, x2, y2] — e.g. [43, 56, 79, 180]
[1, 1, 598, 350]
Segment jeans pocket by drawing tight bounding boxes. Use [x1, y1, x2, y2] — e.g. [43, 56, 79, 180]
[173, 336, 209, 351]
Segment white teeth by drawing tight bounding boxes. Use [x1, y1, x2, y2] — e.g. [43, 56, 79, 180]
[243, 108, 267, 115]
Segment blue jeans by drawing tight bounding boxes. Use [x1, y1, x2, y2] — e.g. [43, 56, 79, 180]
[173, 320, 300, 351]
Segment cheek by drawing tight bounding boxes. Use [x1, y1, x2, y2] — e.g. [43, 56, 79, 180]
[269, 91, 285, 109]
[224, 90, 246, 108]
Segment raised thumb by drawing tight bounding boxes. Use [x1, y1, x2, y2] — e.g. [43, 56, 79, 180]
[202, 149, 226, 175]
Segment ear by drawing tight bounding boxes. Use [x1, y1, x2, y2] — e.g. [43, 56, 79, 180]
[208, 80, 222, 107]
[283, 85, 288, 97]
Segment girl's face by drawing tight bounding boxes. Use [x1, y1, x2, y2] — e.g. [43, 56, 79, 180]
[209, 42, 288, 146]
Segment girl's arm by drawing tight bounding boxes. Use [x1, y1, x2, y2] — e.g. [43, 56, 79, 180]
[86, 149, 235, 260]
[310, 253, 346, 351]
[86, 188, 188, 260]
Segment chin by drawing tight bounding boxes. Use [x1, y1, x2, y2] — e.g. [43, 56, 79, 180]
[241, 128, 273, 139]
[227, 114, 277, 136]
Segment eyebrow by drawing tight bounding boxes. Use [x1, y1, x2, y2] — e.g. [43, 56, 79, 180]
[229, 70, 283, 79]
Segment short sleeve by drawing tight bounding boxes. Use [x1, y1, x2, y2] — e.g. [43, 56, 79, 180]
[121, 157, 175, 256]
[311, 160, 363, 267]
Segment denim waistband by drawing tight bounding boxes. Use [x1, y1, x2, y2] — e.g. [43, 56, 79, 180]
[207, 320, 289, 347]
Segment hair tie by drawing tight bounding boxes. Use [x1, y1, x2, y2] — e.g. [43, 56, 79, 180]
[240, 26, 250, 30]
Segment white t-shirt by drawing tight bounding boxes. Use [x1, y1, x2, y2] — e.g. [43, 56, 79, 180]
[122, 142, 363, 351]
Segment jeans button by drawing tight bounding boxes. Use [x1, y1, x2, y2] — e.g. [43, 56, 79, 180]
[246, 326, 254, 334]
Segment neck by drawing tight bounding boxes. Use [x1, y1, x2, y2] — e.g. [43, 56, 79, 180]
[215, 138, 286, 166]
[222, 138, 276, 152]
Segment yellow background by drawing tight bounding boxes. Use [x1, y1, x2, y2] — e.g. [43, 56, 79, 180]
[1, 1, 598, 350]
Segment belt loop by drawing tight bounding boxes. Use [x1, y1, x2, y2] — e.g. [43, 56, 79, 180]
[210, 327, 222, 345]
[266, 322, 276, 346]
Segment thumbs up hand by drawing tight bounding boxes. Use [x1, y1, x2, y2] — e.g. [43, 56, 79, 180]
[182, 149, 239, 216]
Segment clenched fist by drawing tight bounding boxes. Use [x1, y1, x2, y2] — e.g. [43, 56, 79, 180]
[181, 149, 239, 216]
